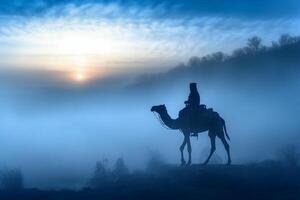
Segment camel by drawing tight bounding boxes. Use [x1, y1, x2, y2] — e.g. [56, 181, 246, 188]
[151, 104, 231, 165]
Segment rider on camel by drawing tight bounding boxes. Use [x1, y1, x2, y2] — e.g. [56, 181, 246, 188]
[185, 82, 200, 108]
[185, 83, 203, 137]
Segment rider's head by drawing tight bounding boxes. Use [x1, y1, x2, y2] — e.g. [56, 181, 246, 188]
[190, 82, 198, 92]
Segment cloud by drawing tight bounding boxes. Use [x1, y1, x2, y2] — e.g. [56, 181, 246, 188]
[0, 0, 299, 73]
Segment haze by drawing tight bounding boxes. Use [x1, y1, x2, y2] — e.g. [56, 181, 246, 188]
[0, 0, 300, 189]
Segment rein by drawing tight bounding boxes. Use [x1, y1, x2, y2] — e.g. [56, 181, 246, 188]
[152, 111, 198, 139]
[152, 111, 173, 130]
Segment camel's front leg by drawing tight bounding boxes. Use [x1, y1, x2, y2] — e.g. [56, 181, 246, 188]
[180, 135, 187, 166]
[186, 136, 192, 165]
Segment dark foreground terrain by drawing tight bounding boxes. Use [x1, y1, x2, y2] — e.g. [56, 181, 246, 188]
[1, 164, 300, 200]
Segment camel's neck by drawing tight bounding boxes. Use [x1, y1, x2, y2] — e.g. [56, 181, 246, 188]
[156, 109, 180, 130]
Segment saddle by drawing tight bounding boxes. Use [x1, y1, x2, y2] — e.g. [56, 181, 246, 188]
[179, 104, 217, 133]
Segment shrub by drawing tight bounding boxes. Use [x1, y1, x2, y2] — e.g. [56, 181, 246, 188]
[113, 157, 129, 178]
[89, 159, 111, 188]
[0, 169, 24, 191]
[146, 151, 165, 172]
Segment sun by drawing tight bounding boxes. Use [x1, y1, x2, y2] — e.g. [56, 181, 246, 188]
[75, 72, 85, 81]
[71, 56, 88, 82]
[73, 67, 87, 82]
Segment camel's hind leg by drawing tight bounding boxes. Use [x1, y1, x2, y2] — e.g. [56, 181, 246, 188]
[220, 136, 231, 165]
[203, 133, 216, 165]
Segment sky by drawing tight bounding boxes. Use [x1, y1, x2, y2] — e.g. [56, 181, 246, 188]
[0, 0, 300, 189]
[0, 0, 299, 83]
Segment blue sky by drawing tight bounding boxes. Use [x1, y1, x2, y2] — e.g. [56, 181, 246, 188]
[1, 0, 299, 18]
[0, 0, 299, 82]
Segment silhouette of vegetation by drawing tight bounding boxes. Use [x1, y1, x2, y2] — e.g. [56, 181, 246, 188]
[89, 159, 111, 188]
[247, 36, 263, 51]
[112, 157, 129, 182]
[133, 34, 300, 90]
[0, 169, 23, 191]
[89, 157, 130, 187]
[190, 34, 300, 64]
[278, 34, 299, 46]
[1, 163, 299, 200]
[146, 151, 165, 173]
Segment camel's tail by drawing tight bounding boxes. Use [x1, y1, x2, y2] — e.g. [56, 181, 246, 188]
[222, 118, 230, 141]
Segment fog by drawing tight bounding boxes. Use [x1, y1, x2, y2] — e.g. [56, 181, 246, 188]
[0, 36, 300, 188]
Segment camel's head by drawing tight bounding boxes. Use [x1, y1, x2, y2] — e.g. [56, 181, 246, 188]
[151, 104, 166, 113]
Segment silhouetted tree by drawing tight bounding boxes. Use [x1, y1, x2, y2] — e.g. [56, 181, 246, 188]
[271, 41, 280, 49]
[147, 151, 165, 173]
[211, 51, 226, 62]
[89, 159, 111, 188]
[113, 157, 129, 180]
[271, 34, 300, 49]
[232, 48, 246, 57]
[0, 169, 23, 191]
[247, 36, 262, 51]
[279, 34, 294, 46]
